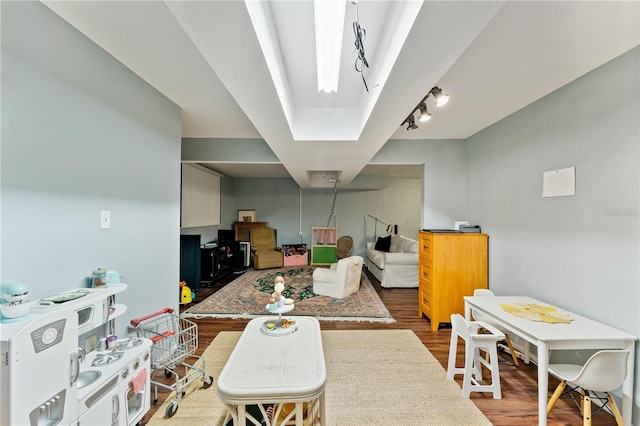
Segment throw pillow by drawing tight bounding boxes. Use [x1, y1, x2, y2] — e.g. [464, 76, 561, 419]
[389, 234, 399, 253]
[401, 238, 413, 253]
[375, 235, 391, 252]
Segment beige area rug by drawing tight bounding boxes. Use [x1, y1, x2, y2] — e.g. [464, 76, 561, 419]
[182, 266, 394, 323]
[147, 330, 492, 426]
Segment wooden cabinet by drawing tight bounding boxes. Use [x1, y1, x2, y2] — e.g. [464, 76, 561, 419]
[418, 231, 488, 331]
[311, 226, 338, 265]
[235, 221, 269, 242]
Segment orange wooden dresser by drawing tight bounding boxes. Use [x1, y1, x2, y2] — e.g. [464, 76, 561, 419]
[418, 231, 488, 331]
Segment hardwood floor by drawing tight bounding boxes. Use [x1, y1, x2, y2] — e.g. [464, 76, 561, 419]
[141, 270, 616, 425]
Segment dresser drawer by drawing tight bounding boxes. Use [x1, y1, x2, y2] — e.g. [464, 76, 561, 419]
[419, 233, 432, 251]
[419, 288, 431, 316]
[419, 262, 432, 284]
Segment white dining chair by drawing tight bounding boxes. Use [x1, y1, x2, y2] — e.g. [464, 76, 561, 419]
[547, 349, 629, 425]
[446, 313, 504, 399]
[472, 289, 520, 366]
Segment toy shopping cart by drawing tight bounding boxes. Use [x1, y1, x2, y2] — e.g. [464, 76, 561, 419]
[131, 308, 213, 418]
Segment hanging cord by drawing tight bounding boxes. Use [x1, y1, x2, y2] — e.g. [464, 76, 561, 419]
[299, 187, 303, 244]
[326, 181, 339, 227]
[352, 1, 376, 92]
[325, 180, 339, 242]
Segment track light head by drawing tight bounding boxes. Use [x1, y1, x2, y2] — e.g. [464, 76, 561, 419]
[418, 103, 431, 122]
[430, 86, 449, 107]
[403, 114, 418, 130]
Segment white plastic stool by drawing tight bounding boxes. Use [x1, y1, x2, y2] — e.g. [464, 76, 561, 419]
[446, 313, 504, 399]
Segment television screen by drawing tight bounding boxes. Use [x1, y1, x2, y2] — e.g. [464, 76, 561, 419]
[218, 229, 235, 241]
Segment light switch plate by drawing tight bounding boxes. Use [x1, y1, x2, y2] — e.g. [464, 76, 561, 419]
[100, 210, 111, 229]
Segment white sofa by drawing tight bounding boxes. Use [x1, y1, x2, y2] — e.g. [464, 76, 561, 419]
[365, 235, 419, 288]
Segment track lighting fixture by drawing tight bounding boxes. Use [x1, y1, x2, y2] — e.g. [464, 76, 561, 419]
[403, 114, 418, 130]
[401, 86, 449, 131]
[431, 86, 449, 107]
[418, 102, 431, 122]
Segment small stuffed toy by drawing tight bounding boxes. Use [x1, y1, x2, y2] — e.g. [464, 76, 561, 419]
[273, 276, 285, 307]
[268, 296, 278, 311]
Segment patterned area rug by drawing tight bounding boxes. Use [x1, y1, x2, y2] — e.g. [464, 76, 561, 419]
[182, 266, 394, 323]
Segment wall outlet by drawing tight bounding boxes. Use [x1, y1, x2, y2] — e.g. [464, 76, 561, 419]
[85, 333, 98, 353]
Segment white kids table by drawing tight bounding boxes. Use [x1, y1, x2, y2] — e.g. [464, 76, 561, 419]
[464, 296, 636, 425]
[217, 316, 326, 426]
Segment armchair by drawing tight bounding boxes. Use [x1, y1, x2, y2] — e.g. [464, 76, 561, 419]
[250, 227, 284, 270]
[312, 256, 363, 299]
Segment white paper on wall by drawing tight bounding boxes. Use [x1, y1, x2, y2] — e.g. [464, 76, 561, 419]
[542, 166, 575, 197]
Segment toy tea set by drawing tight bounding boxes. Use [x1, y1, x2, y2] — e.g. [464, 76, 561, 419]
[0, 282, 32, 323]
[261, 276, 297, 336]
[0, 268, 121, 323]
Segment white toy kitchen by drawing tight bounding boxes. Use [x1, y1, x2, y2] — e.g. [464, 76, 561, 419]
[1, 283, 152, 426]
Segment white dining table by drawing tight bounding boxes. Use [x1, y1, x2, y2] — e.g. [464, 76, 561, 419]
[464, 296, 637, 426]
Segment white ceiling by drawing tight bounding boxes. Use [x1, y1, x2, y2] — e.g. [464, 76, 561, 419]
[43, 1, 639, 188]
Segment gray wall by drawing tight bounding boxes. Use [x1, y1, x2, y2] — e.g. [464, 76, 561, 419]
[231, 177, 422, 257]
[371, 139, 468, 229]
[467, 47, 639, 411]
[1, 2, 182, 337]
[182, 136, 470, 250]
